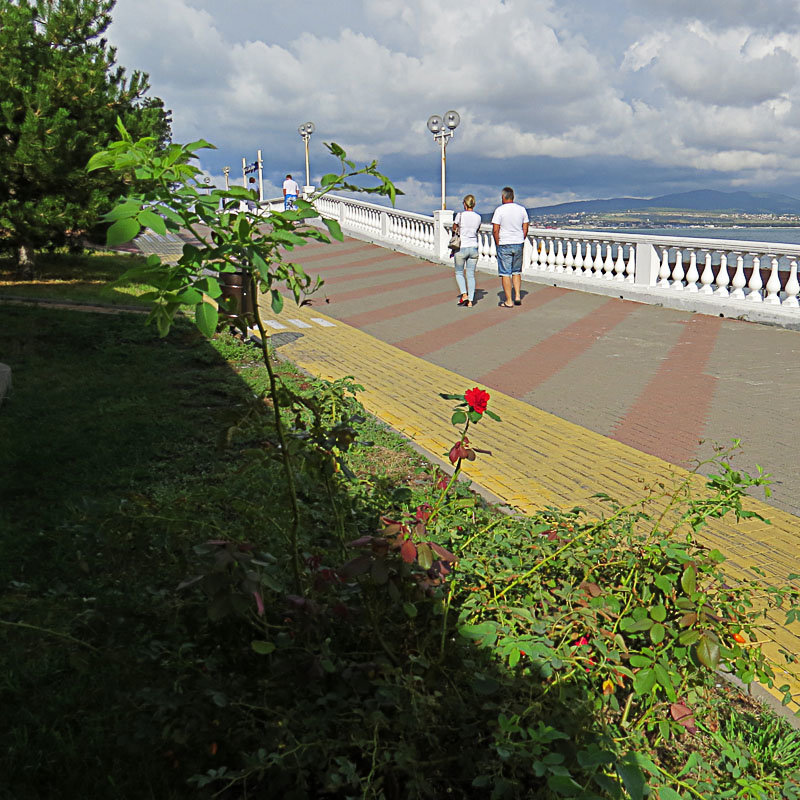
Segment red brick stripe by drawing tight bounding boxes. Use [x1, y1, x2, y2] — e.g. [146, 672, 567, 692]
[343, 288, 457, 327]
[287, 242, 376, 264]
[324, 270, 450, 303]
[610, 315, 723, 467]
[314, 253, 421, 278]
[477, 298, 636, 396]
[395, 286, 568, 357]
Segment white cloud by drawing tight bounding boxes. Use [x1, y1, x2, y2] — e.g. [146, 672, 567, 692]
[107, 0, 800, 206]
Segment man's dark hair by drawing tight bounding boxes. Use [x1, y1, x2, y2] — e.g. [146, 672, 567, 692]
[502, 186, 514, 201]
[286, 174, 292, 179]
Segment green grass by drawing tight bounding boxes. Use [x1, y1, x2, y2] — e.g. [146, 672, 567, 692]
[0, 250, 152, 306]
[2, 302, 799, 800]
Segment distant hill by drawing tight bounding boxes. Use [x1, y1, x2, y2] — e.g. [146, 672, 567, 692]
[527, 189, 800, 217]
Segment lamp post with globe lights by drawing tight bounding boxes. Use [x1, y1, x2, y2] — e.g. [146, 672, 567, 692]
[298, 121, 315, 197]
[426, 110, 460, 210]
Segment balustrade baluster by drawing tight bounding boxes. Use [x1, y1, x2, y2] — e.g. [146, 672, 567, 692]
[555, 239, 565, 272]
[699, 251, 714, 294]
[625, 243, 635, 282]
[747, 254, 763, 302]
[658, 248, 671, 287]
[574, 241, 585, 274]
[546, 239, 556, 272]
[730, 254, 747, 299]
[564, 240, 574, 274]
[672, 249, 685, 289]
[602, 242, 614, 279]
[592, 241, 604, 277]
[764, 256, 782, 305]
[685, 250, 699, 292]
[784, 259, 800, 307]
[613, 243, 625, 281]
[714, 252, 730, 297]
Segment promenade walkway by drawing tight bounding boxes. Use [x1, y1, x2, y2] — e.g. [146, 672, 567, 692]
[256, 235, 800, 711]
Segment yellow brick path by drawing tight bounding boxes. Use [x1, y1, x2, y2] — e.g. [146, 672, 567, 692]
[258, 299, 800, 712]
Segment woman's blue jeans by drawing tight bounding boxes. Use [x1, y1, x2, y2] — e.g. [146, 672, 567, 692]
[454, 246, 478, 301]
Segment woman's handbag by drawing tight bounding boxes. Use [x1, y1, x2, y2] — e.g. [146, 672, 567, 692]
[448, 230, 461, 253]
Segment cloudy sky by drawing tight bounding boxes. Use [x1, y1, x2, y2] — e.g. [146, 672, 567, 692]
[107, 0, 800, 213]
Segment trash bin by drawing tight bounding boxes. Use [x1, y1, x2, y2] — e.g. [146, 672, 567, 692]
[219, 268, 255, 323]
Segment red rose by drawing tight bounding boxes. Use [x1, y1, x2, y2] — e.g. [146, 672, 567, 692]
[464, 387, 490, 414]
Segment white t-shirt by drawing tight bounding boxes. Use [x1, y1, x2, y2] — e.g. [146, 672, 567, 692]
[283, 178, 300, 196]
[491, 202, 529, 245]
[454, 210, 481, 247]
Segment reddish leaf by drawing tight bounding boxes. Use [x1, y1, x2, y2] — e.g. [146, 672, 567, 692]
[415, 504, 432, 523]
[580, 581, 603, 597]
[414, 520, 427, 539]
[429, 542, 457, 562]
[465, 448, 476, 461]
[448, 443, 461, 465]
[670, 702, 697, 733]
[400, 539, 417, 563]
[678, 612, 697, 628]
[347, 536, 374, 548]
[338, 554, 372, 580]
[253, 590, 265, 617]
[472, 447, 493, 455]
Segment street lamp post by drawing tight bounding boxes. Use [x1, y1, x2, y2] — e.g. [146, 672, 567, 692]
[297, 121, 315, 196]
[426, 110, 460, 210]
[222, 166, 230, 191]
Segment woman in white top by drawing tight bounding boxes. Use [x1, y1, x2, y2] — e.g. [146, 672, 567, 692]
[452, 194, 481, 307]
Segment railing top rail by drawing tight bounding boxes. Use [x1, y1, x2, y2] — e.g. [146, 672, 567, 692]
[318, 193, 434, 224]
[517, 225, 800, 255]
[311, 194, 800, 256]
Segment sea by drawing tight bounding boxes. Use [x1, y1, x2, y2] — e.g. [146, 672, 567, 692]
[593, 226, 800, 246]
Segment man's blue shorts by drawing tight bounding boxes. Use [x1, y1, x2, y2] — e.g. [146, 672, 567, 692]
[496, 243, 523, 276]
[284, 194, 298, 210]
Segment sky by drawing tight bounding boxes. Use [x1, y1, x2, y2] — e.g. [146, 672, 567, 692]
[107, 0, 800, 214]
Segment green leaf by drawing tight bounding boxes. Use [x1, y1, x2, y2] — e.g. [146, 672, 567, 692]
[681, 565, 697, 596]
[451, 410, 467, 425]
[653, 663, 677, 701]
[649, 623, 666, 645]
[323, 218, 343, 241]
[271, 289, 284, 314]
[616, 753, 647, 800]
[546, 774, 583, 795]
[633, 668, 656, 695]
[320, 173, 339, 187]
[251, 640, 275, 655]
[656, 788, 684, 800]
[696, 633, 720, 670]
[650, 605, 667, 622]
[195, 301, 218, 339]
[104, 201, 142, 221]
[138, 209, 167, 235]
[402, 602, 417, 618]
[484, 409, 502, 422]
[106, 218, 141, 246]
[416, 542, 433, 570]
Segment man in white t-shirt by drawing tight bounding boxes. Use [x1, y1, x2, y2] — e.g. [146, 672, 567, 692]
[283, 174, 300, 210]
[491, 186, 529, 307]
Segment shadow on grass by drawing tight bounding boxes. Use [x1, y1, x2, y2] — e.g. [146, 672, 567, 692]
[0, 305, 599, 799]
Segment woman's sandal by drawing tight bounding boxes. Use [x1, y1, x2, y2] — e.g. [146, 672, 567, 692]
[498, 301, 514, 308]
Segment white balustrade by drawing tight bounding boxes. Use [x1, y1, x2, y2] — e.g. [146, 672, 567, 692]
[306, 193, 800, 314]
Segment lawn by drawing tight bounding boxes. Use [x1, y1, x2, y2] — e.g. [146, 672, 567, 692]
[2, 270, 800, 799]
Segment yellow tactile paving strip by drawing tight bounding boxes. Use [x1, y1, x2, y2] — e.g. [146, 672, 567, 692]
[259, 299, 800, 711]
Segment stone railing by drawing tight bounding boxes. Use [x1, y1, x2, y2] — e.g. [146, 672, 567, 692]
[261, 193, 800, 327]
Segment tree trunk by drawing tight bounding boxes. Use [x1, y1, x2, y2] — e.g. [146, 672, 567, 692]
[16, 244, 36, 280]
